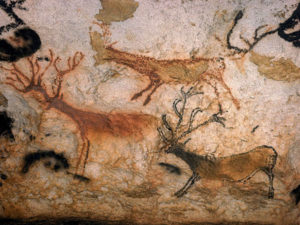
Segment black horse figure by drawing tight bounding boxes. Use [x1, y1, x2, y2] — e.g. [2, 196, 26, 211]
[0, 0, 41, 61]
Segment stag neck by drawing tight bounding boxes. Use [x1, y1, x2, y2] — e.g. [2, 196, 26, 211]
[168, 145, 203, 171]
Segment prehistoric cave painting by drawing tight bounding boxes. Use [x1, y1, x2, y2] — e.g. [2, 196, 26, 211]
[278, 3, 300, 48]
[21, 149, 90, 181]
[0, 111, 14, 141]
[91, 9, 241, 109]
[158, 162, 181, 175]
[0, 173, 7, 187]
[90, 29, 240, 109]
[1, 50, 157, 176]
[226, 10, 278, 56]
[0, 0, 41, 61]
[227, 3, 300, 55]
[22, 150, 69, 174]
[249, 52, 300, 82]
[227, 6, 300, 81]
[158, 87, 277, 199]
[291, 184, 300, 205]
[95, 0, 139, 25]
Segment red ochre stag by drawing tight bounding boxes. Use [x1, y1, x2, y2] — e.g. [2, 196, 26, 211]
[90, 23, 240, 109]
[1, 49, 157, 176]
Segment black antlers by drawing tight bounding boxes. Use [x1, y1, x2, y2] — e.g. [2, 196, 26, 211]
[157, 86, 226, 150]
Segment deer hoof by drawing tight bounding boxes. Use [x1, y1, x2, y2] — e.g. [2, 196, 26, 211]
[268, 192, 274, 199]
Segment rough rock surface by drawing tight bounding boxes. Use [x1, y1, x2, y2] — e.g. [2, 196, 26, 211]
[0, 0, 299, 224]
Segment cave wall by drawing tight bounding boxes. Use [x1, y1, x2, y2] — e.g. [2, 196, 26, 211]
[0, 0, 300, 224]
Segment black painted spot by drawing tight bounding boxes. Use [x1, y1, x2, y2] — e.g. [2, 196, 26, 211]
[1, 174, 7, 180]
[291, 184, 300, 205]
[0, 111, 14, 140]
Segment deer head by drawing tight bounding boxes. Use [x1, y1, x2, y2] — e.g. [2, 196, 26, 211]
[157, 86, 226, 154]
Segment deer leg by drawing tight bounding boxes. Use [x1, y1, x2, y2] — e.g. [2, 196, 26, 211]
[131, 78, 154, 101]
[143, 80, 163, 105]
[131, 73, 163, 105]
[75, 130, 89, 176]
[174, 172, 200, 197]
[262, 168, 275, 199]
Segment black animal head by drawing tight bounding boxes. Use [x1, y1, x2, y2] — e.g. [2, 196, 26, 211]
[13, 27, 41, 57]
[0, 27, 41, 62]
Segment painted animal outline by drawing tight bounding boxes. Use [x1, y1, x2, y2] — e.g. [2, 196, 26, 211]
[158, 87, 277, 199]
[91, 22, 241, 109]
[92, 3, 300, 108]
[1, 49, 157, 176]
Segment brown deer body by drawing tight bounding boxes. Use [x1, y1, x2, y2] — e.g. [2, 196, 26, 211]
[158, 87, 277, 199]
[167, 144, 277, 198]
[1, 50, 157, 176]
[90, 27, 240, 109]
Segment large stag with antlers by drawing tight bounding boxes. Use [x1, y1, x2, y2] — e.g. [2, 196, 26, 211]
[158, 87, 277, 199]
[1, 49, 157, 177]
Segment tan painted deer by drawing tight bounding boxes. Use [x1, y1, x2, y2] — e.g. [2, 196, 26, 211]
[90, 22, 240, 109]
[1, 49, 157, 177]
[90, 9, 281, 109]
[158, 87, 277, 199]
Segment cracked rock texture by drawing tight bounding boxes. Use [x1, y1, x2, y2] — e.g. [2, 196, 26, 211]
[0, 0, 299, 224]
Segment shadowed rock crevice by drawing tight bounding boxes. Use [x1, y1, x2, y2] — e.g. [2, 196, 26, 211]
[0, 111, 14, 140]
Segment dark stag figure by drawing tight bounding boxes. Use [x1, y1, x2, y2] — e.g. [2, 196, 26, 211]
[0, 0, 41, 62]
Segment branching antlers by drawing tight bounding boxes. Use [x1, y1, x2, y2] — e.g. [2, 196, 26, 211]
[227, 10, 278, 56]
[1, 50, 84, 102]
[158, 86, 226, 150]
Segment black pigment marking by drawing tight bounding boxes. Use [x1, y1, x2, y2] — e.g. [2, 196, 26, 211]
[22, 150, 69, 173]
[54, 163, 61, 172]
[0, 27, 41, 61]
[0, 111, 14, 140]
[227, 10, 278, 55]
[73, 174, 90, 182]
[44, 161, 51, 168]
[159, 162, 181, 175]
[251, 125, 259, 133]
[278, 3, 300, 48]
[45, 133, 51, 137]
[1, 173, 7, 180]
[29, 135, 35, 141]
[291, 184, 300, 205]
[0, 0, 41, 61]
[37, 56, 49, 61]
[0, 0, 25, 35]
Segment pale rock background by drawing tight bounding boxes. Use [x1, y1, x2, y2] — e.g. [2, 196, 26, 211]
[0, 0, 299, 224]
